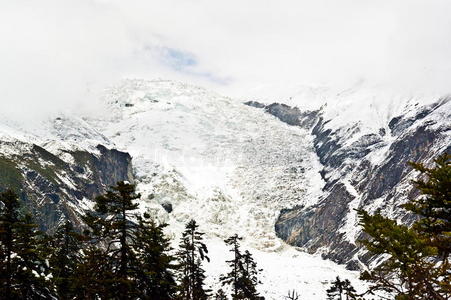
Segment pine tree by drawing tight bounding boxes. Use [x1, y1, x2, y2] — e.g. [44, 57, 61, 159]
[406, 153, 450, 253]
[240, 250, 261, 299]
[220, 234, 243, 299]
[73, 244, 115, 299]
[285, 290, 300, 300]
[176, 219, 211, 300]
[49, 221, 85, 300]
[0, 189, 20, 299]
[220, 234, 262, 300]
[406, 153, 450, 294]
[357, 154, 450, 299]
[0, 190, 54, 299]
[192, 257, 209, 300]
[83, 181, 140, 299]
[13, 214, 54, 299]
[326, 276, 358, 300]
[215, 289, 228, 300]
[406, 153, 450, 298]
[134, 213, 177, 299]
[357, 210, 437, 298]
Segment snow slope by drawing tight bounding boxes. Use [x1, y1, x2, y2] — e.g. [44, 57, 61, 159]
[86, 79, 366, 299]
[0, 78, 372, 299]
[252, 81, 445, 146]
[252, 82, 449, 273]
[1, 78, 446, 298]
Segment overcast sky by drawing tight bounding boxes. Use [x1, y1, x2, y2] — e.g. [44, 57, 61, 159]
[1, 0, 451, 118]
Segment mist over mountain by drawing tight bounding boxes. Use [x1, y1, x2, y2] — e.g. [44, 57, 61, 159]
[1, 1, 450, 299]
[0, 78, 449, 298]
[2, 0, 451, 122]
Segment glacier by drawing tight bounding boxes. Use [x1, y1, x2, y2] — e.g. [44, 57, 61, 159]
[89, 79, 365, 299]
[1, 78, 449, 298]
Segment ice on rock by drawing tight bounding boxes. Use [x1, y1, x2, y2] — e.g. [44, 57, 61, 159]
[0, 78, 372, 299]
[87, 79, 365, 299]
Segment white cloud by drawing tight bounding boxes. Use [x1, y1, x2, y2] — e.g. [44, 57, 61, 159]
[1, 0, 450, 119]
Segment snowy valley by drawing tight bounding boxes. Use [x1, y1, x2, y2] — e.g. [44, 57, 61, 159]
[0, 79, 449, 299]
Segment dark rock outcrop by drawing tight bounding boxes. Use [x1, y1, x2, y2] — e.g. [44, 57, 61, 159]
[276, 183, 354, 248]
[245, 101, 320, 128]
[0, 143, 133, 232]
[244, 101, 266, 109]
[247, 98, 451, 267]
[161, 201, 173, 213]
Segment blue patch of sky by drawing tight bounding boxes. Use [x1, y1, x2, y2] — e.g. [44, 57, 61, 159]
[159, 47, 231, 85]
[163, 48, 197, 71]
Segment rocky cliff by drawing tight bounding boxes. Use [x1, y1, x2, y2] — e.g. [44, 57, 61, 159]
[1, 79, 448, 298]
[246, 98, 450, 269]
[1, 78, 449, 281]
[0, 141, 133, 232]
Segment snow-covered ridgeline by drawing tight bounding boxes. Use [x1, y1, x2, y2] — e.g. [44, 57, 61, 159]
[85, 79, 360, 299]
[258, 82, 450, 272]
[243, 81, 447, 147]
[6, 78, 447, 298]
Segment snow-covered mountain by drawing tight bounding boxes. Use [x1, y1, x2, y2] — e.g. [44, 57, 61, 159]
[246, 86, 450, 270]
[0, 79, 449, 299]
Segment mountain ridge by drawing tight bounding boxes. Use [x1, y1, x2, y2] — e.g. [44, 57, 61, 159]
[0, 79, 449, 298]
[246, 96, 450, 270]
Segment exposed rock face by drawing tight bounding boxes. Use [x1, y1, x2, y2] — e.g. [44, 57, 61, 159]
[275, 183, 358, 266]
[160, 201, 173, 213]
[0, 142, 133, 232]
[246, 98, 450, 269]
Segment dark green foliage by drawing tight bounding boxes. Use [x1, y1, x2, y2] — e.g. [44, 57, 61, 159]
[0, 183, 238, 299]
[285, 290, 300, 300]
[0, 189, 20, 299]
[326, 276, 359, 300]
[134, 213, 177, 299]
[0, 190, 54, 299]
[240, 250, 261, 299]
[0, 159, 23, 192]
[83, 181, 141, 299]
[358, 210, 437, 298]
[358, 154, 450, 299]
[176, 219, 211, 300]
[405, 154, 450, 257]
[1, 182, 274, 299]
[220, 234, 243, 299]
[12, 214, 54, 299]
[49, 221, 85, 300]
[220, 234, 262, 300]
[72, 245, 115, 299]
[215, 289, 228, 300]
